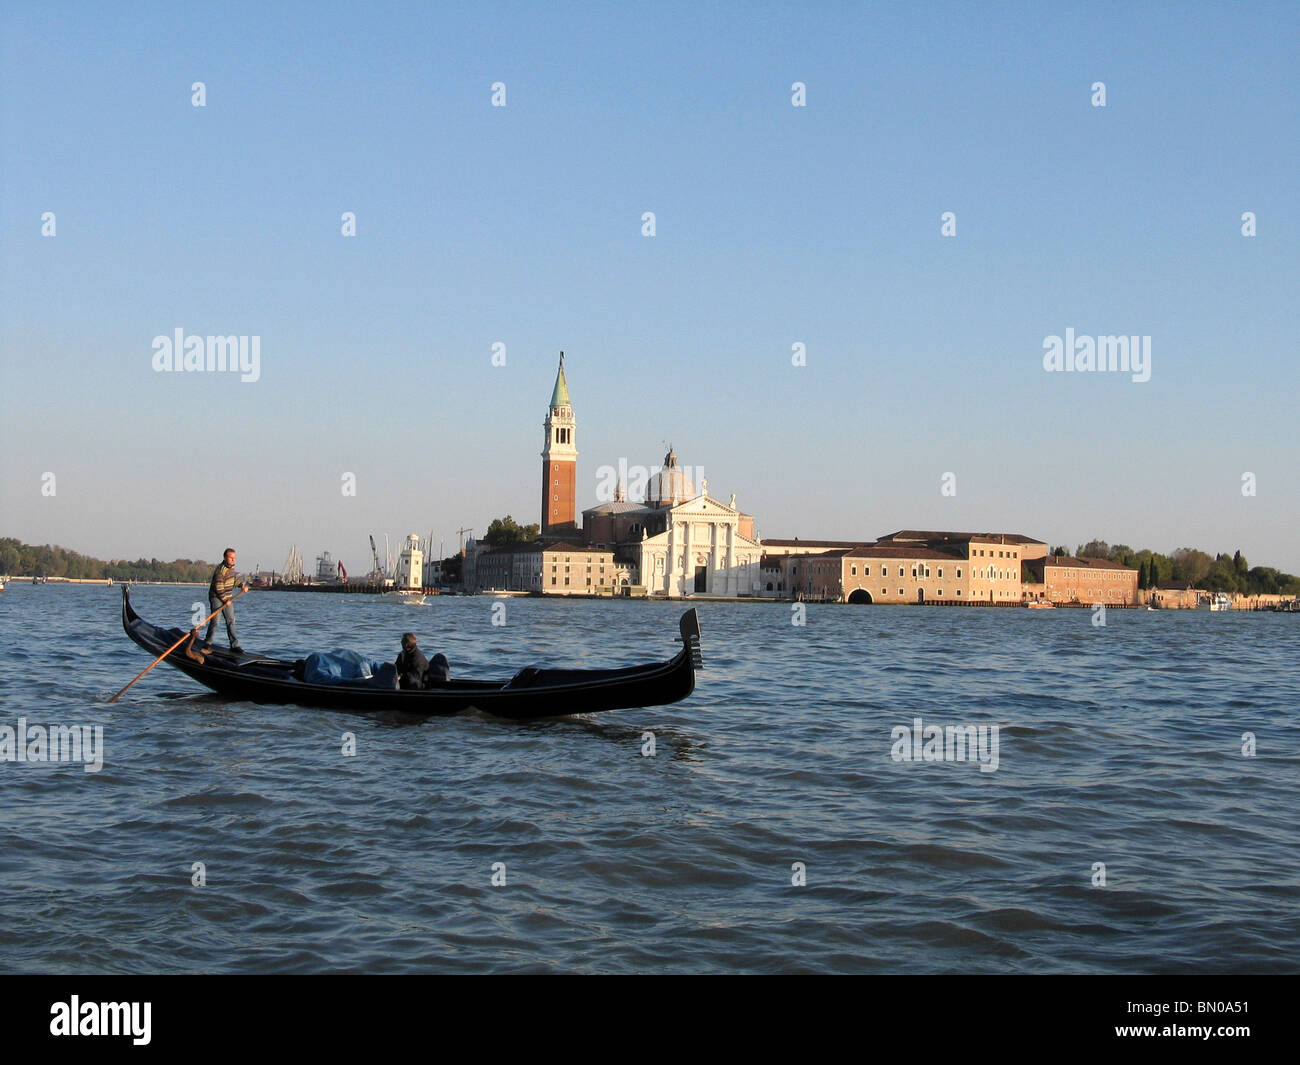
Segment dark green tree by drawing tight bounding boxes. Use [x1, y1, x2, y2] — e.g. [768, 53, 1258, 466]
[483, 515, 540, 545]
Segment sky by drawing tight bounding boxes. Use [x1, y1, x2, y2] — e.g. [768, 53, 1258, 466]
[2, 1, 1297, 575]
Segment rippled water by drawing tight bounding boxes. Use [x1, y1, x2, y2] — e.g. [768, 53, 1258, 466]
[1, 583, 1297, 973]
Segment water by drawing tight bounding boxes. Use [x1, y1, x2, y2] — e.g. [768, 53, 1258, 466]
[1, 583, 1297, 973]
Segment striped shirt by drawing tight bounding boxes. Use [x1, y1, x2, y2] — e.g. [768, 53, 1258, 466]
[209, 562, 238, 602]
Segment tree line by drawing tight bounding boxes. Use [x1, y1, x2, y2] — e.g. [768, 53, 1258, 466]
[0, 538, 215, 582]
[1049, 541, 1300, 595]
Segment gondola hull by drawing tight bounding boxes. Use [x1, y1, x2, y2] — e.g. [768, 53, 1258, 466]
[119, 588, 700, 720]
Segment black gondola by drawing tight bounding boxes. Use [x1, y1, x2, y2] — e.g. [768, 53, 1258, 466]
[120, 587, 701, 720]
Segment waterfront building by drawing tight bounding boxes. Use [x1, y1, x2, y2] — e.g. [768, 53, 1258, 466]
[758, 540, 875, 598]
[466, 539, 630, 595]
[768, 530, 1056, 603]
[1022, 555, 1139, 605]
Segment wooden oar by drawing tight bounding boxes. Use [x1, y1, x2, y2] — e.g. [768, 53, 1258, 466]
[110, 588, 250, 702]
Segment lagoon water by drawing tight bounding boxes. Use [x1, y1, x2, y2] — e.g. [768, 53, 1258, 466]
[1, 583, 1297, 973]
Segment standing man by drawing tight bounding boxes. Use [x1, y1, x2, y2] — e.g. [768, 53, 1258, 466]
[202, 547, 247, 654]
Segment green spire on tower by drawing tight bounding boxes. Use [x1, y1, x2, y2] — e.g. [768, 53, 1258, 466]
[550, 351, 570, 408]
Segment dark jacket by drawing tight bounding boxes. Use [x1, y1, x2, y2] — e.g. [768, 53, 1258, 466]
[395, 647, 429, 690]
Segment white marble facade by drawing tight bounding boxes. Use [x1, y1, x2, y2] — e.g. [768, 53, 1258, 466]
[635, 494, 762, 597]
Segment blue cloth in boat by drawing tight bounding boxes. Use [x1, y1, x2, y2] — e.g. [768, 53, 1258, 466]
[303, 649, 399, 688]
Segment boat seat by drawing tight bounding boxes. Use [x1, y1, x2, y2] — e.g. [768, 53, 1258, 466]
[503, 666, 542, 690]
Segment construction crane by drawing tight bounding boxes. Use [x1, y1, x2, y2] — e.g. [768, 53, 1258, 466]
[337, 560, 348, 583]
[368, 535, 384, 584]
[457, 526, 473, 556]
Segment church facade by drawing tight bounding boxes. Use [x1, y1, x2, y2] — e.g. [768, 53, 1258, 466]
[582, 455, 764, 596]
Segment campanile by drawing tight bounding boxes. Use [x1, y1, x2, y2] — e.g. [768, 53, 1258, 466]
[541, 352, 577, 536]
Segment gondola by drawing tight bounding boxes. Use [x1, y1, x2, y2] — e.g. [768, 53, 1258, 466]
[119, 587, 701, 720]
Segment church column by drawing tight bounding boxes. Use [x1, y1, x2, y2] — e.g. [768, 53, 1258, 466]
[726, 522, 736, 594]
[665, 521, 676, 596]
[710, 522, 719, 594]
[681, 520, 692, 596]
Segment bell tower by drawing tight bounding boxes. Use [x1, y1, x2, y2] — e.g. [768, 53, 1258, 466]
[541, 352, 577, 536]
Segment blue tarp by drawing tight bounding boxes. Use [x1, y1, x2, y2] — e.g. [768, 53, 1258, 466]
[302, 649, 398, 688]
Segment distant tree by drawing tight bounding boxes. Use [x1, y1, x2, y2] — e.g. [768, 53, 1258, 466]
[1051, 545, 1069, 557]
[1170, 548, 1213, 586]
[1233, 550, 1248, 576]
[1205, 557, 1239, 593]
[1078, 540, 1110, 560]
[1150, 558, 1160, 587]
[1138, 560, 1149, 589]
[483, 515, 539, 545]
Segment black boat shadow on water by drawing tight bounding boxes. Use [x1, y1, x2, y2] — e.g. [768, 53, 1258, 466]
[498, 714, 708, 762]
[100, 684, 708, 762]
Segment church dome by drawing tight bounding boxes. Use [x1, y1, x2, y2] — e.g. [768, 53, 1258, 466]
[648, 446, 694, 505]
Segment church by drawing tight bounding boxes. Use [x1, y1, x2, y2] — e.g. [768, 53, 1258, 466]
[582, 448, 764, 597]
[474, 353, 765, 597]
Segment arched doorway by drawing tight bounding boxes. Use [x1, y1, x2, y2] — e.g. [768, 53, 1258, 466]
[917, 588, 925, 603]
[848, 588, 873, 604]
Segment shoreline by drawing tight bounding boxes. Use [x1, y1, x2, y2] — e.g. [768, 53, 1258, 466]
[5, 579, 1295, 611]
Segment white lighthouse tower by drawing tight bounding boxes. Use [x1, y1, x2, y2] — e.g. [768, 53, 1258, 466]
[395, 534, 424, 590]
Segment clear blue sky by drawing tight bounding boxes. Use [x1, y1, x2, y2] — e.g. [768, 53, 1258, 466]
[2, 1, 1297, 574]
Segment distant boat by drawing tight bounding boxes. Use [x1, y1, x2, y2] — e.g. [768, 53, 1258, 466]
[1206, 592, 1232, 612]
[1025, 600, 1054, 609]
[395, 591, 426, 606]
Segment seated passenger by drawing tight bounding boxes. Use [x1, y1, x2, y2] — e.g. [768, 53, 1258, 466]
[427, 652, 450, 684]
[395, 633, 429, 690]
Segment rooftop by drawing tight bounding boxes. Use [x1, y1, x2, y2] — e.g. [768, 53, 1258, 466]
[549, 353, 571, 408]
[878, 530, 1047, 545]
[1026, 555, 1138, 572]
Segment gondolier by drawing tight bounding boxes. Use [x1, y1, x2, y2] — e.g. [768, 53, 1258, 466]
[202, 547, 247, 654]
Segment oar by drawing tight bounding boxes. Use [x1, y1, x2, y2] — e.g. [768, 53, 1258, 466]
[110, 588, 250, 702]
